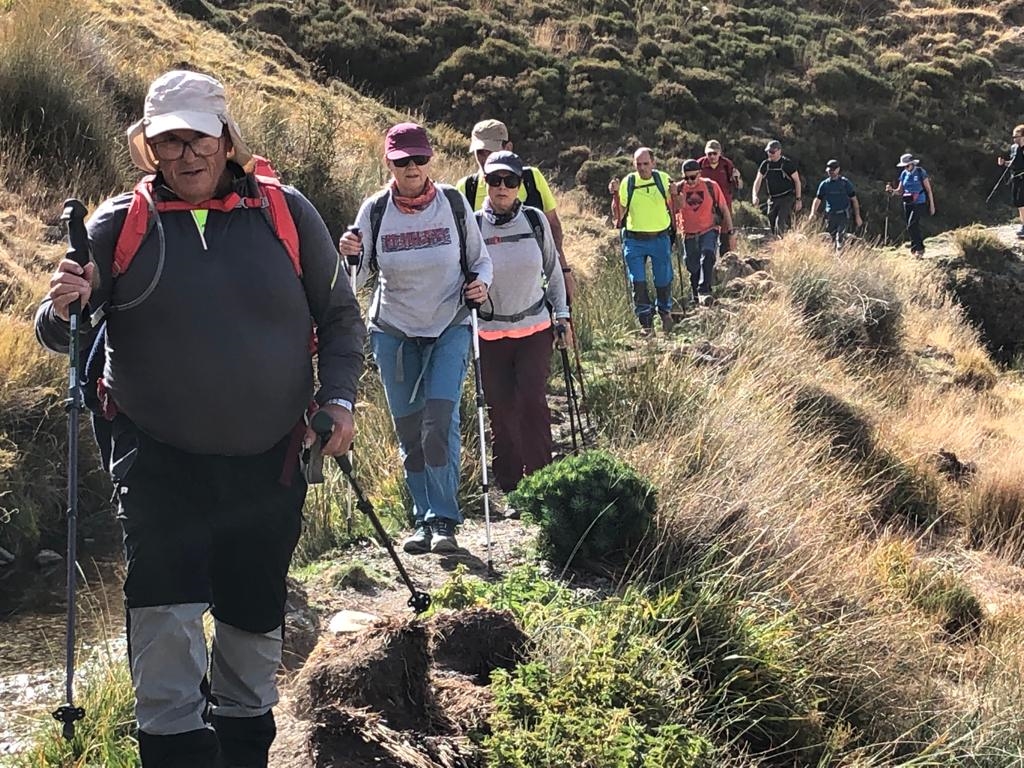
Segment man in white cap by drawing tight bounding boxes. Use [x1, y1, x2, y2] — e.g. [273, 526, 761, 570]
[36, 70, 366, 767]
[886, 152, 935, 257]
[456, 119, 575, 300]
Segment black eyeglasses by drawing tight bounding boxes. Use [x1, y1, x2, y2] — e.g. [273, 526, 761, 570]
[393, 155, 430, 168]
[485, 173, 521, 188]
[149, 135, 223, 161]
[683, 174, 700, 181]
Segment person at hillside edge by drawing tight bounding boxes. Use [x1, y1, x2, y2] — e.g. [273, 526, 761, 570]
[751, 139, 802, 236]
[809, 159, 863, 251]
[456, 119, 575, 301]
[997, 124, 1024, 238]
[886, 152, 935, 257]
[340, 122, 492, 556]
[697, 139, 743, 257]
[672, 159, 734, 306]
[35, 70, 366, 768]
[611, 147, 676, 335]
[474, 151, 570, 493]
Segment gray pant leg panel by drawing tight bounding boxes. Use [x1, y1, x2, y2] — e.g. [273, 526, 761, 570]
[129, 603, 209, 735]
[394, 410, 425, 472]
[422, 398, 455, 467]
[210, 619, 282, 719]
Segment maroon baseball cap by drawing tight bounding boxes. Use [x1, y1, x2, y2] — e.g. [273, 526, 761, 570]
[384, 122, 433, 160]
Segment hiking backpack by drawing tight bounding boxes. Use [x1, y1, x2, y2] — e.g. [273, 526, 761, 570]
[364, 186, 470, 280]
[619, 171, 677, 243]
[462, 167, 544, 211]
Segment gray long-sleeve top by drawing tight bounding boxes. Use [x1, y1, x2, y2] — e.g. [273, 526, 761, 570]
[353, 185, 492, 338]
[35, 168, 366, 456]
[476, 206, 568, 337]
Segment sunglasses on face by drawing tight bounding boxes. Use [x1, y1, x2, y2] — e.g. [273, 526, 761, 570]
[150, 135, 222, 161]
[683, 174, 700, 181]
[393, 155, 430, 168]
[485, 173, 521, 188]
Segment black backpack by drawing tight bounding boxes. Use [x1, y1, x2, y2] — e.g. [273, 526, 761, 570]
[463, 167, 544, 211]
[365, 186, 469, 279]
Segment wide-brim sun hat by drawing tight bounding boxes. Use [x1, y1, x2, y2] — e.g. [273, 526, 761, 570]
[897, 153, 917, 166]
[126, 70, 252, 174]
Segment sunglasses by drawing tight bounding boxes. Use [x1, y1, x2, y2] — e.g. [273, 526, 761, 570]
[393, 155, 430, 168]
[683, 174, 700, 181]
[485, 173, 521, 188]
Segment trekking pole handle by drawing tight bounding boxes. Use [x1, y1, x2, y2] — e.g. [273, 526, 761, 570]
[344, 225, 361, 268]
[62, 199, 90, 268]
[464, 270, 482, 310]
[554, 322, 567, 349]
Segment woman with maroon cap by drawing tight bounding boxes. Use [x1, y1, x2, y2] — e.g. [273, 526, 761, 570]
[340, 122, 492, 555]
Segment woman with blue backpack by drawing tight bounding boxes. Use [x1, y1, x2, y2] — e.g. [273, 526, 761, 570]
[886, 153, 936, 257]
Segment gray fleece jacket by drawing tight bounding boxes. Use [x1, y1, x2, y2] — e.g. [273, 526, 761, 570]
[35, 167, 366, 455]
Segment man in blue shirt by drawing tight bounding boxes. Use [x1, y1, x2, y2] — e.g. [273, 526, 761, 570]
[810, 159, 863, 250]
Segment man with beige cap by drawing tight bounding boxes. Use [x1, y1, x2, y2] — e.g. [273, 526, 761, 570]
[457, 118, 575, 300]
[36, 69, 366, 767]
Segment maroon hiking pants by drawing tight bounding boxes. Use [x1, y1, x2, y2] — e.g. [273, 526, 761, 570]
[480, 327, 554, 493]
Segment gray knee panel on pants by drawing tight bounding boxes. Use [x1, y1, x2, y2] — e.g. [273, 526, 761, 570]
[422, 399, 455, 467]
[130, 603, 209, 735]
[210, 619, 282, 719]
[394, 410, 425, 472]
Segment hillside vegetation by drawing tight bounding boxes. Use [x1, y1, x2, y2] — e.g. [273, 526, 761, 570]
[175, 0, 1024, 230]
[4, 0, 1024, 765]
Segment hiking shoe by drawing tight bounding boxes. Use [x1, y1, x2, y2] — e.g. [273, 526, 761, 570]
[402, 522, 431, 554]
[430, 519, 459, 553]
[1016, 225, 1024, 239]
[659, 311, 674, 334]
[698, 294, 715, 307]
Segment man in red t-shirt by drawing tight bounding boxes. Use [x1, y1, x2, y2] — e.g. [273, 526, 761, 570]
[672, 159, 735, 306]
[697, 140, 742, 257]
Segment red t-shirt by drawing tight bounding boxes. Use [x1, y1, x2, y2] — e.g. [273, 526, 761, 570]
[673, 178, 728, 235]
[697, 155, 736, 208]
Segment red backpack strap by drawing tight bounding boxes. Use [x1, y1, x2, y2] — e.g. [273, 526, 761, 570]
[255, 174, 302, 278]
[112, 177, 157, 277]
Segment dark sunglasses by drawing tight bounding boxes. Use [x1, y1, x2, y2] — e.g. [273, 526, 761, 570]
[393, 155, 430, 168]
[683, 173, 700, 181]
[485, 173, 521, 188]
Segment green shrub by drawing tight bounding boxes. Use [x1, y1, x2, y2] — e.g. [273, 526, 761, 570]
[508, 450, 656, 569]
[951, 225, 1011, 270]
[906, 564, 984, 638]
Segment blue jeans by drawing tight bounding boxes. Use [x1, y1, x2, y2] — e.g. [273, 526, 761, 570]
[371, 324, 471, 524]
[683, 230, 718, 297]
[623, 233, 673, 315]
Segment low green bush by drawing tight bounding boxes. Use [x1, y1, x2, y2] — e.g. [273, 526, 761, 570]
[508, 449, 656, 569]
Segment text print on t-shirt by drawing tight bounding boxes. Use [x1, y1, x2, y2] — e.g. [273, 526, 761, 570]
[382, 227, 453, 253]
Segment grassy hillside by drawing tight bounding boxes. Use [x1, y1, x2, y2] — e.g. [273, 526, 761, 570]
[174, 0, 1024, 232]
[4, 0, 1024, 765]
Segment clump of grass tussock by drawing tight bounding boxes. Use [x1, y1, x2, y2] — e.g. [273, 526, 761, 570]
[14, 653, 137, 768]
[951, 225, 1012, 270]
[963, 457, 1024, 563]
[0, 0, 137, 207]
[773, 236, 904, 357]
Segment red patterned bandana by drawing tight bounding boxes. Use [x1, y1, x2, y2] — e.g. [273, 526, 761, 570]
[390, 177, 437, 213]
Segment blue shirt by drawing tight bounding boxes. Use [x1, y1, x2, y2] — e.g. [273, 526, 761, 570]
[815, 176, 856, 213]
[899, 166, 929, 204]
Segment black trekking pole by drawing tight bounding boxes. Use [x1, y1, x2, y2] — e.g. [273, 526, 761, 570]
[310, 410, 431, 614]
[342, 225, 361, 538]
[985, 165, 1011, 204]
[555, 325, 579, 454]
[566, 317, 592, 431]
[464, 273, 494, 573]
[52, 199, 89, 740]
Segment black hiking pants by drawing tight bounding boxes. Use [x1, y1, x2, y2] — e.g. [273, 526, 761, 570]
[111, 416, 306, 768]
[903, 199, 928, 253]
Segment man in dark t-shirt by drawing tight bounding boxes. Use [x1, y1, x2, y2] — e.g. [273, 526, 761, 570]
[998, 124, 1024, 238]
[751, 140, 802, 236]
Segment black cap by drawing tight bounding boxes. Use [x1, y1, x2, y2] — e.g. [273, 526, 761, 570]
[482, 150, 524, 178]
[681, 159, 701, 173]
[825, 159, 840, 170]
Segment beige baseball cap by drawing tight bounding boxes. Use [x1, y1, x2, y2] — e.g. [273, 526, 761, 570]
[126, 70, 253, 173]
[469, 119, 508, 153]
